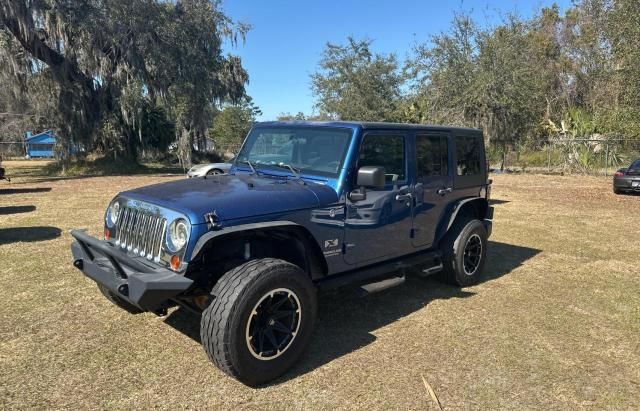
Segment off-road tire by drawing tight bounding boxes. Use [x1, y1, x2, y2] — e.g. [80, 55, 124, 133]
[439, 218, 488, 287]
[97, 284, 143, 314]
[200, 258, 317, 386]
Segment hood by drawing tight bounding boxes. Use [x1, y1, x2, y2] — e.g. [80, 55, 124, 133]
[119, 173, 339, 224]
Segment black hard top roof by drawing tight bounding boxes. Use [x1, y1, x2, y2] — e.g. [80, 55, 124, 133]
[256, 121, 481, 133]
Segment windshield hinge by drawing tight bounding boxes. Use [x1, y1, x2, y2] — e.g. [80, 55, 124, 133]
[204, 211, 221, 230]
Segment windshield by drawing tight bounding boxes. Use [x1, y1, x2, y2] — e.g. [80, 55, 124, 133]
[631, 160, 640, 169]
[236, 126, 353, 178]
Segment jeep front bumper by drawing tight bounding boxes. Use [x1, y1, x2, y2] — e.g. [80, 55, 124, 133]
[70, 230, 193, 312]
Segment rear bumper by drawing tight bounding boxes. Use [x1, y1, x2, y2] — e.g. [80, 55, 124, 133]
[614, 177, 640, 191]
[70, 230, 193, 312]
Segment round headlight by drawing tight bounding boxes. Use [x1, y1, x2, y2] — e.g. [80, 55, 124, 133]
[167, 218, 190, 252]
[106, 200, 120, 227]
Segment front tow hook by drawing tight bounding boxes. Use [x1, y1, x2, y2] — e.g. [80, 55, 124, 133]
[73, 259, 83, 270]
[117, 284, 129, 296]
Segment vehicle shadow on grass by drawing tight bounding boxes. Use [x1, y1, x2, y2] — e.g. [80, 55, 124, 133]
[163, 241, 540, 385]
[617, 191, 640, 197]
[0, 205, 36, 215]
[0, 187, 52, 195]
[9, 163, 184, 185]
[24, 170, 183, 184]
[0, 226, 62, 246]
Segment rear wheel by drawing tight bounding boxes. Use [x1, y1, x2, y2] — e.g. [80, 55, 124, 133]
[613, 187, 623, 195]
[439, 218, 488, 287]
[200, 258, 316, 386]
[97, 284, 143, 314]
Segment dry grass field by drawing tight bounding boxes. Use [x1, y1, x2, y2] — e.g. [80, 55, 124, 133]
[1, 162, 639, 409]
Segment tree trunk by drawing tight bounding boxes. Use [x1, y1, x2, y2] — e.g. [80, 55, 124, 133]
[177, 128, 193, 170]
[500, 140, 507, 171]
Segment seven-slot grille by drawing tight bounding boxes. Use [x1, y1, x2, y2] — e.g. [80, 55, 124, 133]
[115, 206, 167, 260]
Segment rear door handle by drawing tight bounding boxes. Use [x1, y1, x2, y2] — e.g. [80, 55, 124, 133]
[437, 187, 453, 196]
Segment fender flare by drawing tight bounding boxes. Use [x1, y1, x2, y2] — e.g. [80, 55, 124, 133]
[191, 220, 304, 259]
[436, 197, 489, 243]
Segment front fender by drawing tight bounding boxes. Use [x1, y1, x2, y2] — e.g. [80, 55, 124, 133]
[189, 220, 329, 280]
[191, 221, 303, 259]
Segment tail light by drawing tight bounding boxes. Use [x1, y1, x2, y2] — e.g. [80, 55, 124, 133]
[614, 171, 625, 177]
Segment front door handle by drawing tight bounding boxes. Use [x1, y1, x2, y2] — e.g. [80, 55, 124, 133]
[395, 193, 413, 202]
[437, 187, 453, 196]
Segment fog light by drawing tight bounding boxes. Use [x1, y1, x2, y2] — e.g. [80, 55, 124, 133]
[104, 228, 111, 240]
[170, 255, 181, 270]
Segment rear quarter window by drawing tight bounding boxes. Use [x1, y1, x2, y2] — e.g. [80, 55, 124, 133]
[455, 136, 482, 176]
[453, 134, 485, 188]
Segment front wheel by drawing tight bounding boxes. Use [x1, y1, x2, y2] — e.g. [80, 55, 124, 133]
[439, 218, 488, 287]
[200, 258, 317, 386]
[206, 168, 223, 176]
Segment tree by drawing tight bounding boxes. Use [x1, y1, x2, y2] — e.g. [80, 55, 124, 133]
[472, 16, 547, 165]
[311, 37, 404, 121]
[604, 0, 640, 138]
[276, 112, 333, 121]
[404, 13, 480, 126]
[208, 97, 261, 149]
[277, 112, 307, 121]
[0, 0, 249, 166]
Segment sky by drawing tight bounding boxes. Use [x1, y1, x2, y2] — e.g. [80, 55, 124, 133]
[221, 0, 572, 121]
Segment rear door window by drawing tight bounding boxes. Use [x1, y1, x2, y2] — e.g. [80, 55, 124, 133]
[416, 134, 449, 180]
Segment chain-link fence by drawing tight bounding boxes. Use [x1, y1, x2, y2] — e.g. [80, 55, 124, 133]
[488, 139, 640, 176]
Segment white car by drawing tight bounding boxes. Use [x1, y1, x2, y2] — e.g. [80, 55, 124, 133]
[187, 162, 233, 178]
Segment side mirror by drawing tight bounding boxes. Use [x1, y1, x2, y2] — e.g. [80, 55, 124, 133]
[356, 166, 386, 189]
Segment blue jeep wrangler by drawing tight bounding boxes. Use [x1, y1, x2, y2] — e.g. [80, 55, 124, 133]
[71, 121, 492, 385]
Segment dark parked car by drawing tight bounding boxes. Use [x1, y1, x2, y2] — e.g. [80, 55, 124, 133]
[613, 159, 640, 194]
[70, 121, 493, 385]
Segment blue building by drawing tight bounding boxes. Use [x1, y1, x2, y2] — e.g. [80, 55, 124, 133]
[25, 130, 56, 158]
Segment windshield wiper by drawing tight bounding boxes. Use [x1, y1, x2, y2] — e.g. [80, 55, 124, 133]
[238, 159, 257, 175]
[275, 162, 305, 184]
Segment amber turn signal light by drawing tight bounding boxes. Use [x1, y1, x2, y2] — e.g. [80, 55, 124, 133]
[170, 255, 181, 270]
[104, 228, 111, 240]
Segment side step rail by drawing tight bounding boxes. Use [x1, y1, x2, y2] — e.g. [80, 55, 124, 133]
[316, 250, 442, 291]
[419, 262, 443, 277]
[358, 275, 405, 297]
